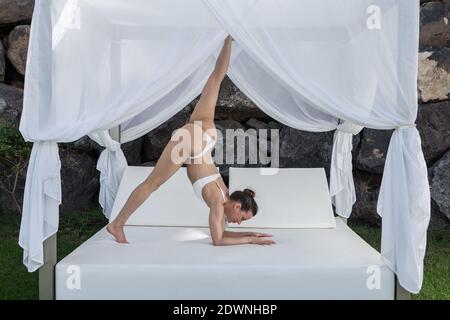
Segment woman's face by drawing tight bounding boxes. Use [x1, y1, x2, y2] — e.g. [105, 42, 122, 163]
[224, 201, 254, 224]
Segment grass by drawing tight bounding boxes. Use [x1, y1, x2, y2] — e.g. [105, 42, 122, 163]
[0, 208, 448, 300]
[0, 206, 108, 300]
[349, 222, 450, 300]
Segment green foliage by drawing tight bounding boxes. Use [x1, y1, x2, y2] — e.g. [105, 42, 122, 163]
[0, 121, 32, 163]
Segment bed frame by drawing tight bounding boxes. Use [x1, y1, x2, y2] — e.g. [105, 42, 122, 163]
[38, 127, 410, 300]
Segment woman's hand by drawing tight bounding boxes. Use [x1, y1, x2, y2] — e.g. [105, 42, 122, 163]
[249, 236, 276, 245]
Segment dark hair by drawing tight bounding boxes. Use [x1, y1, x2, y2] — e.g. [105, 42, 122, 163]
[230, 188, 258, 216]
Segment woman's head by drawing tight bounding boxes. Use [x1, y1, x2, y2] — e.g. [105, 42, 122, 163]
[224, 188, 258, 224]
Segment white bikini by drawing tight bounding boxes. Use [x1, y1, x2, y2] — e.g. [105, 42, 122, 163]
[192, 173, 227, 202]
[192, 172, 229, 227]
[188, 128, 227, 204]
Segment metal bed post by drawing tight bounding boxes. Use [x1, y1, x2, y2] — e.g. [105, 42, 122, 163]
[395, 277, 411, 300]
[39, 234, 57, 300]
[109, 126, 121, 143]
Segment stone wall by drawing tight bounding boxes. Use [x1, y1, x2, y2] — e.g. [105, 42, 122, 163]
[0, 0, 449, 228]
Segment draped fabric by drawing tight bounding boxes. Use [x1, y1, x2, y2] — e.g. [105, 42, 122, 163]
[19, 0, 428, 293]
[330, 120, 364, 218]
[89, 130, 128, 219]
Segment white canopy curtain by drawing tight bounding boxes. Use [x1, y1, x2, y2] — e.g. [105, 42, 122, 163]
[18, 0, 428, 293]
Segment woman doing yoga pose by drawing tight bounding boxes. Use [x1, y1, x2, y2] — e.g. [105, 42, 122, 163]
[107, 36, 275, 246]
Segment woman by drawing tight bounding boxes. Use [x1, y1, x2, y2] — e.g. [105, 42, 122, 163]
[107, 36, 275, 246]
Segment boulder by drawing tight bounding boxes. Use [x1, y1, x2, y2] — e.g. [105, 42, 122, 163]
[418, 48, 450, 103]
[71, 136, 104, 155]
[430, 150, 450, 221]
[354, 129, 393, 174]
[279, 127, 334, 174]
[0, 146, 100, 214]
[6, 25, 30, 76]
[141, 106, 192, 162]
[59, 147, 100, 213]
[350, 170, 382, 226]
[420, 1, 450, 48]
[122, 138, 143, 166]
[0, 41, 4, 82]
[0, 0, 34, 25]
[417, 100, 450, 164]
[0, 83, 23, 125]
[246, 118, 272, 130]
[215, 77, 268, 121]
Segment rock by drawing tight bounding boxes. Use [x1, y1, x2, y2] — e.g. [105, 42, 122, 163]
[417, 100, 450, 164]
[0, 146, 100, 214]
[59, 147, 99, 213]
[6, 25, 30, 76]
[420, 1, 450, 48]
[215, 119, 246, 131]
[267, 121, 284, 130]
[279, 127, 334, 174]
[72, 135, 143, 166]
[215, 77, 268, 121]
[246, 118, 273, 130]
[122, 138, 143, 166]
[142, 106, 191, 162]
[0, 41, 4, 82]
[0, 0, 34, 25]
[418, 48, 450, 103]
[430, 150, 450, 221]
[354, 129, 393, 174]
[350, 170, 382, 226]
[0, 83, 23, 125]
[71, 136, 104, 155]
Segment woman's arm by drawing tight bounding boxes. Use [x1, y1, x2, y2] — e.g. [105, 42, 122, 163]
[223, 230, 273, 238]
[223, 230, 252, 238]
[209, 204, 250, 246]
[209, 205, 275, 246]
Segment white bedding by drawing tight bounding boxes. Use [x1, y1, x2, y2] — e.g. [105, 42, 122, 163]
[55, 218, 394, 300]
[108, 166, 336, 228]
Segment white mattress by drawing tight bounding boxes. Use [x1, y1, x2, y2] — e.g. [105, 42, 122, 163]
[108, 166, 336, 228]
[229, 167, 336, 228]
[55, 219, 394, 300]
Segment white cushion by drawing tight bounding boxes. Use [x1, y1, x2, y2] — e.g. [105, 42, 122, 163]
[55, 219, 394, 300]
[109, 166, 210, 227]
[229, 167, 336, 228]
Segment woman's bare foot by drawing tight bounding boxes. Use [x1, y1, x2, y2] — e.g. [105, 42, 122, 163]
[107, 222, 129, 243]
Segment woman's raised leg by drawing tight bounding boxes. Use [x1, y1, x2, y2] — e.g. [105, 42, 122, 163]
[107, 123, 200, 243]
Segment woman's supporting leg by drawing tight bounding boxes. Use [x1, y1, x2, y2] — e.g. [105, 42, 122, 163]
[107, 123, 199, 243]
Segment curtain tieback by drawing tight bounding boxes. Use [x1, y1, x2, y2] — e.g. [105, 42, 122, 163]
[336, 119, 364, 135]
[395, 124, 416, 130]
